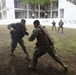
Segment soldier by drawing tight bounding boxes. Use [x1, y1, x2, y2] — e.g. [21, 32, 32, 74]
[7, 19, 30, 60]
[51, 20, 56, 31]
[28, 20, 68, 71]
[58, 19, 64, 33]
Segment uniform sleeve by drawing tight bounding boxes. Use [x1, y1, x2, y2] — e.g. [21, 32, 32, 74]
[28, 29, 39, 41]
[7, 23, 15, 30]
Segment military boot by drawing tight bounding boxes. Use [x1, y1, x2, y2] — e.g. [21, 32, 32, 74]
[10, 52, 15, 56]
[28, 64, 36, 71]
[26, 54, 31, 61]
[62, 64, 68, 71]
[59, 61, 68, 71]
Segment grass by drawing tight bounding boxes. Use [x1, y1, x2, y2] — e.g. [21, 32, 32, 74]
[0, 25, 76, 75]
[0, 25, 76, 55]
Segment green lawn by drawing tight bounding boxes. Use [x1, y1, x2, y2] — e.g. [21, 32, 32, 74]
[0, 25, 76, 75]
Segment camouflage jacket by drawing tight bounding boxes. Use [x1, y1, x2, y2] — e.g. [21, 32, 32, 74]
[52, 21, 56, 26]
[58, 21, 64, 27]
[8, 23, 29, 39]
[28, 27, 49, 47]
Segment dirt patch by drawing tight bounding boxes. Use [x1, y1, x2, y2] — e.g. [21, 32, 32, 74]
[0, 46, 76, 75]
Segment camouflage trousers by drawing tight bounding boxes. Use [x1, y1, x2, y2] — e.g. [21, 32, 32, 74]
[11, 36, 28, 54]
[32, 44, 62, 67]
[52, 25, 56, 31]
[58, 26, 63, 33]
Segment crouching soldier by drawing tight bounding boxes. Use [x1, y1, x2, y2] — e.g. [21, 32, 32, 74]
[28, 20, 68, 71]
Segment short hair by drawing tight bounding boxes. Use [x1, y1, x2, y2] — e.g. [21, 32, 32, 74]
[33, 20, 40, 26]
[21, 19, 26, 22]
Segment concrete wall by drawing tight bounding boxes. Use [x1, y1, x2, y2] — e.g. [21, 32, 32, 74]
[6, 0, 15, 19]
[59, 0, 76, 19]
[2, 10, 7, 19]
[0, 19, 76, 29]
[64, 6, 76, 19]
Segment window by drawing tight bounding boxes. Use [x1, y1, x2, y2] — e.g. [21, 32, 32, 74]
[52, 1, 58, 10]
[40, 12, 44, 18]
[14, 1, 26, 9]
[15, 11, 26, 18]
[2, 0, 6, 9]
[52, 11, 58, 18]
[40, 5, 45, 10]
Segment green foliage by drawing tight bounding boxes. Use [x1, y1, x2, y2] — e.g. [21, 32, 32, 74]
[22, 0, 57, 5]
[22, 0, 57, 18]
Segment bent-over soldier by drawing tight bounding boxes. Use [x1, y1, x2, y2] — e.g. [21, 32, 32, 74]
[7, 19, 30, 60]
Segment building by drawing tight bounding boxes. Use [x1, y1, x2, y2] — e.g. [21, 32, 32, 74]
[0, 0, 76, 19]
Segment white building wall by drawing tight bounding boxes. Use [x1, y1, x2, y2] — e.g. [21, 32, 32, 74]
[2, 10, 7, 19]
[0, 19, 76, 29]
[0, 0, 76, 20]
[6, 0, 15, 19]
[59, 0, 76, 19]
[64, 7, 76, 19]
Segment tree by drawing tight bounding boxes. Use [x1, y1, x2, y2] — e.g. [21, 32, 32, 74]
[22, 0, 57, 18]
[41, 0, 57, 18]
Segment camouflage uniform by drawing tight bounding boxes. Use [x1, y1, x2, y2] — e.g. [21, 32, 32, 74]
[28, 26, 67, 70]
[7, 22, 29, 58]
[52, 21, 56, 30]
[58, 20, 64, 33]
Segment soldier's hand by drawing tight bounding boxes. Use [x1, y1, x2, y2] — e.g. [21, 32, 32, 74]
[10, 28, 15, 31]
[25, 32, 29, 36]
[10, 28, 13, 31]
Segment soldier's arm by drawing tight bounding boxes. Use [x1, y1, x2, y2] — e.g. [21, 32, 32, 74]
[28, 29, 39, 41]
[23, 26, 29, 36]
[24, 31, 29, 36]
[7, 23, 15, 30]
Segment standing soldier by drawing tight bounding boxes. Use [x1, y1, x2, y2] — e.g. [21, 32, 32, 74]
[7, 19, 30, 60]
[51, 20, 56, 31]
[28, 20, 68, 71]
[58, 19, 64, 33]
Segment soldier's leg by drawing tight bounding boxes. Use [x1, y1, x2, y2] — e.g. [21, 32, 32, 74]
[29, 47, 47, 70]
[52, 26, 53, 30]
[55, 26, 56, 30]
[11, 39, 17, 55]
[48, 46, 68, 70]
[57, 27, 60, 32]
[18, 39, 30, 59]
[62, 27, 63, 33]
